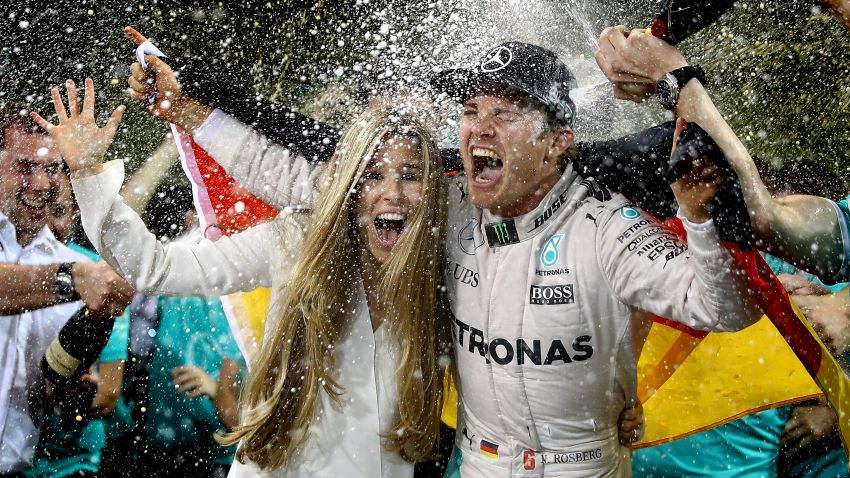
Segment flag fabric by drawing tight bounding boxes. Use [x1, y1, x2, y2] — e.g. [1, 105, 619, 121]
[172, 125, 276, 366]
[634, 217, 850, 456]
[172, 125, 850, 455]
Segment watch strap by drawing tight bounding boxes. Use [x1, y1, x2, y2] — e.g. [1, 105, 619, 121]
[57, 262, 74, 277]
[669, 65, 707, 89]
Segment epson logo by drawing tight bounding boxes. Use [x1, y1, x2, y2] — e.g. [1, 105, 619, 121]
[530, 284, 574, 305]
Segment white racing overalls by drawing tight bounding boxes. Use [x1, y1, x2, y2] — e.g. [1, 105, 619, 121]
[442, 167, 762, 477]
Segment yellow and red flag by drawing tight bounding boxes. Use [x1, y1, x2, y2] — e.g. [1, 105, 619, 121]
[634, 218, 850, 455]
[172, 125, 277, 366]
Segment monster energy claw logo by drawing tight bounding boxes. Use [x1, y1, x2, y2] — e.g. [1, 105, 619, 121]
[485, 219, 519, 247]
[493, 224, 509, 242]
[540, 234, 564, 267]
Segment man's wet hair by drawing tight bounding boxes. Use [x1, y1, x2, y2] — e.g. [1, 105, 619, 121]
[0, 103, 41, 150]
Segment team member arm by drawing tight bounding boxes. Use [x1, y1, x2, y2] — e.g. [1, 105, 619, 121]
[595, 26, 845, 281]
[0, 264, 64, 314]
[0, 261, 132, 316]
[120, 137, 179, 214]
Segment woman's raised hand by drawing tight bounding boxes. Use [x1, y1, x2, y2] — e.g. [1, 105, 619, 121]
[125, 27, 184, 123]
[30, 78, 125, 173]
[124, 26, 212, 132]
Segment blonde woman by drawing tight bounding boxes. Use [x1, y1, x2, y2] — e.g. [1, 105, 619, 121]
[33, 78, 448, 477]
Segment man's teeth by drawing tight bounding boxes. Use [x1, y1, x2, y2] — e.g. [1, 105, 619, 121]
[377, 213, 405, 221]
[21, 197, 46, 209]
[472, 148, 500, 160]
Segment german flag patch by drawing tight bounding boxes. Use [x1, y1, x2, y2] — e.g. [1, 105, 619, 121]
[479, 439, 499, 459]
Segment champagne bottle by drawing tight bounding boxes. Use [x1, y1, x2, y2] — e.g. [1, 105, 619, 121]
[41, 306, 116, 385]
[650, 0, 738, 45]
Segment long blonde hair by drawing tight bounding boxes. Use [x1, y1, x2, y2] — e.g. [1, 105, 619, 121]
[220, 107, 449, 470]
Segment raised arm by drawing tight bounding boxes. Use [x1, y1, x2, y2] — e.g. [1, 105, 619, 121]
[595, 26, 845, 280]
[120, 137, 179, 214]
[594, 121, 763, 331]
[124, 28, 326, 210]
[598, 203, 762, 332]
[31, 78, 297, 297]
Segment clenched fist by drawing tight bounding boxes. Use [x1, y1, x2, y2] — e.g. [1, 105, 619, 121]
[71, 262, 134, 317]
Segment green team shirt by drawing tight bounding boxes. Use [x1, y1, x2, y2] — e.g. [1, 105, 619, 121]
[145, 296, 245, 465]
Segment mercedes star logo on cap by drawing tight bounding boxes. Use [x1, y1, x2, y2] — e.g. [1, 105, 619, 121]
[480, 46, 513, 73]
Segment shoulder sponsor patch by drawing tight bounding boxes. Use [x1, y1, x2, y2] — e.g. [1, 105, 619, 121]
[619, 206, 641, 220]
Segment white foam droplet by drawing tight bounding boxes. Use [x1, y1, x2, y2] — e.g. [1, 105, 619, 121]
[36, 147, 48, 157]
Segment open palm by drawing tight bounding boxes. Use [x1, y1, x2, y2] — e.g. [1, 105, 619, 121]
[31, 78, 125, 173]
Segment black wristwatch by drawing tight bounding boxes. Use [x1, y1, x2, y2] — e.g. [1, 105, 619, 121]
[656, 65, 707, 110]
[54, 263, 79, 303]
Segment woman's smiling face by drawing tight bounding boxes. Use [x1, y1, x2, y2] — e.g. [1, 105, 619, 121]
[354, 134, 425, 263]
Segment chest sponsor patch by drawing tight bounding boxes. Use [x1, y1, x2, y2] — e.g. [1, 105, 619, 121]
[445, 258, 479, 288]
[485, 219, 519, 247]
[529, 284, 574, 305]
[458, 218, 484, 255]
[452, 316, 593, 365]
[535, 267, 570, 277]
[539, 233, 564, 267]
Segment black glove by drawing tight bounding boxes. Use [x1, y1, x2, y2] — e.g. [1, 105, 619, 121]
[667, 123, 754, 249]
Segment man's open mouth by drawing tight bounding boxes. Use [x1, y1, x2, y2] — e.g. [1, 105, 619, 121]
[20, 196, 47, 211]
[471, 147, 503, 186]
[374, 212, 407, 248]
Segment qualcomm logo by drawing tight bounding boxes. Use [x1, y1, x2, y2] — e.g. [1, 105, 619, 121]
[540, 234, 564, 267]
[458, 218, 485, 255]
[619, 207, 641, 220]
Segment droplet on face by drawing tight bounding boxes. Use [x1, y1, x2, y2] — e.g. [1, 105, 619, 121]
[36, 147, 48, 157]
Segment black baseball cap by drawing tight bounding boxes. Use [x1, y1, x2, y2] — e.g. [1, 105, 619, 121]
[431, 42, 577, 128]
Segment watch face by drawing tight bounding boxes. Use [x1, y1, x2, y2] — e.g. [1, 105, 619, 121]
[55, 274, 74, 298]
[656, 76, 676, 109]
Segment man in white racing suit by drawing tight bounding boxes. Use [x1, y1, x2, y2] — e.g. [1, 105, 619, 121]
[428, 37, 763, 477]
[130, 35, 762, 477]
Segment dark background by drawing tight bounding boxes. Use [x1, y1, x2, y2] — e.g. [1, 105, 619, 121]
[2, 0, 849, 191]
